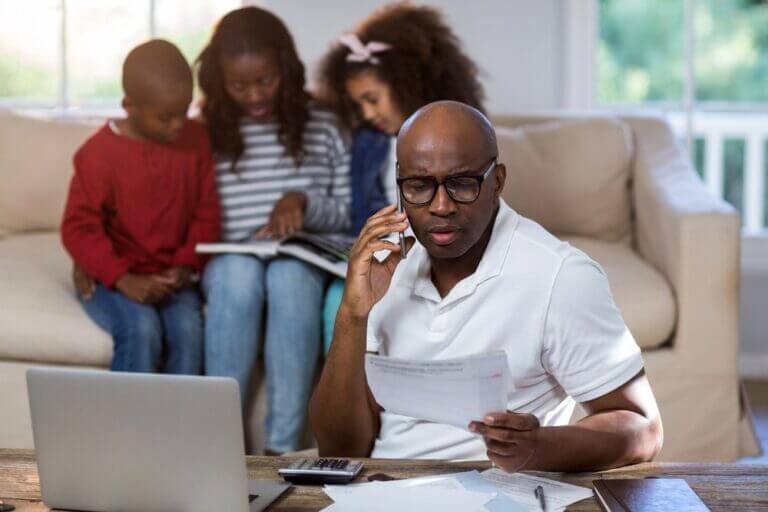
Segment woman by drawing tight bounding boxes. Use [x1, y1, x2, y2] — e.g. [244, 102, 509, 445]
[197, 6, 350, 454]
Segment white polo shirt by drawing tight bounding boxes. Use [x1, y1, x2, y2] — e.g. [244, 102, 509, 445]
[366, 200, 644, 460]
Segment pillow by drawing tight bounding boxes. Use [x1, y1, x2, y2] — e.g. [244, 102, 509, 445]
[0, 110, 98, 237]
[497, 117, 634, 245]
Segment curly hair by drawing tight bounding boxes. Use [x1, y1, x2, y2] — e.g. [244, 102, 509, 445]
[196, 6, 310, 170]
[317, 2, 485, 130]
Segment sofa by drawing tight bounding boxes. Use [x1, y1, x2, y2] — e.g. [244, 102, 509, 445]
[0, 109, 759, 461]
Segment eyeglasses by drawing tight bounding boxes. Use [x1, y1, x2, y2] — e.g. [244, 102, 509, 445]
[396, 157, 498, 205]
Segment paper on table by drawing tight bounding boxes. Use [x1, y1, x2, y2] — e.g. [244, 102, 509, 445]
[324, 472, 531, 512]
[481, 468, 594, 510]
[364, 351, 510, 429]
[322, 486, 495, 512]
[324, 472, 466, 501]
[453, 471, 532, 512]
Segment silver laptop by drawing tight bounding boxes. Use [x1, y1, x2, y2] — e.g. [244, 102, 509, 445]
[27, 368, 288, 512]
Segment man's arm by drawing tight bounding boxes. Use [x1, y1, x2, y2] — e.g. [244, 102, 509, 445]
[471, 370, 663, 472]
[308, 306, 381, 457]
[470, 253, 663, 473]
[309, 204, 411, 457]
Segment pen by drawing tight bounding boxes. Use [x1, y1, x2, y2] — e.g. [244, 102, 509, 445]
[534, 484, 546, 511]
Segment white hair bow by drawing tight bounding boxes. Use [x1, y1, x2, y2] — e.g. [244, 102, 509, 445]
[338, 33, 392, 65]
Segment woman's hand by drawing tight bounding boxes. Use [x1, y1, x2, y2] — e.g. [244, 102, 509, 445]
[254, 191, 307, 239]
[341, 204, 414, 320]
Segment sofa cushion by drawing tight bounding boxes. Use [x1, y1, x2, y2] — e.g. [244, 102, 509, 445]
[0, 232, 112, 365]
[563, 236, 676, 350]
[0, 110, 98, 238]
[498, 118, 634, 245]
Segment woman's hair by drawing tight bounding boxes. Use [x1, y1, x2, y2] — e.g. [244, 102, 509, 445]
[196, 6, 310, 169]
[317, 2, 485, 130]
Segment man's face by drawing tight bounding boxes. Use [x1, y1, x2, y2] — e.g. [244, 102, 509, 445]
[397, 132, 503, 261]
[126, 84, 192, 144]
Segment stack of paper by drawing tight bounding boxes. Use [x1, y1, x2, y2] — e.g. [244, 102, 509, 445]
[480, 468, 594, 511]
[320, 469, 594, 512]
[321, 473, 497, 512]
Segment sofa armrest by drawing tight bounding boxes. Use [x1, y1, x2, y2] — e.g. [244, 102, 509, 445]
[626, 116, 741, 374]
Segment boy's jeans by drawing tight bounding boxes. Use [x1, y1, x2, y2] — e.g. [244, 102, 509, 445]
[202, 254, 327, 453]
[80, 284, 204, 374]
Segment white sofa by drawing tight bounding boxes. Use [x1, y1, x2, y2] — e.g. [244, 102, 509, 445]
[0, 110, 274, 453]
[0, 110, 759, 461]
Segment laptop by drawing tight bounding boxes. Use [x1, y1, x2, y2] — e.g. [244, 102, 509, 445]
[27, 368, 289, 512]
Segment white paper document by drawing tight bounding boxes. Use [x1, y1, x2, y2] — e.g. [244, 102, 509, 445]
[324, 473, 466, 502]
[481, 468, 594, 510]
[322, 473, 496, 512]
[364, 351, 510, 429]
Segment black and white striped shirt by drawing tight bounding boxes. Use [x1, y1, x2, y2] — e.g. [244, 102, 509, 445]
[215, 108, 351, 242]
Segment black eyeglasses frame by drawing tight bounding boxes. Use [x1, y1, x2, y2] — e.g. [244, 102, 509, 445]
[395, 157, 498, 205]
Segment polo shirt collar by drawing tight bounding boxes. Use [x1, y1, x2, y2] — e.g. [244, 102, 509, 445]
[406, 201, 519, 306]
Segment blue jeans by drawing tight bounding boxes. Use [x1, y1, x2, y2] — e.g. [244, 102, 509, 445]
[202, 254, 328, 453]
[81, 284, 204, 374]
[322, 279, 345, 355]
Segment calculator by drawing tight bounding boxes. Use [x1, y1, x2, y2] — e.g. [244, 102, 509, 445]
[278, 458, 364, 485]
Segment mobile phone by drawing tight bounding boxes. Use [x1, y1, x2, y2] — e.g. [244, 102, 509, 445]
[396, 193, 408, 259]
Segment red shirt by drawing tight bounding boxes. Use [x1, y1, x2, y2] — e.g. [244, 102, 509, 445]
[61, 120, 221, 288]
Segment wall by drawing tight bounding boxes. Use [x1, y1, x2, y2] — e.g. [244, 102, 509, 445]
[261, 0, 565, 114]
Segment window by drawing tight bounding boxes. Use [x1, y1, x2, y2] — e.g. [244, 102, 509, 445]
[155, 0, 241, 64]
[599, 1, 685, 104]
[597, 0, 768, 231]
[67, 1, 150, 107]
[0, 0, 241, 113]
[0, 1, 61, 104]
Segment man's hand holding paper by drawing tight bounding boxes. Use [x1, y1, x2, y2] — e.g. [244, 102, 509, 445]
[469, 412, 541, 472]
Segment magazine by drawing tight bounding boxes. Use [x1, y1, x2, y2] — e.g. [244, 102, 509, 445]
[196, 232, 356, 279]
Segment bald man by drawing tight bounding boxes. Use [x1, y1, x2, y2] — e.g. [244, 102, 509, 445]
[309, 101, 663, 472]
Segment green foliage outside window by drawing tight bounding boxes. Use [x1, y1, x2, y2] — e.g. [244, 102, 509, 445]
[599, 0, 768, 104]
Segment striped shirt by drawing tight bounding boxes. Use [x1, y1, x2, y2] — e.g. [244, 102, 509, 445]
[215, 108, 351, 242]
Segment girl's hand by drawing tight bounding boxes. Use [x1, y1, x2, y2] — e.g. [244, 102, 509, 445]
[72, 265, 95, 300]
[341, 204, 414, 320]
[255, 191, 307, 239]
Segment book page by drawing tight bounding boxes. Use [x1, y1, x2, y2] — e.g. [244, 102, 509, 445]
[195, 240, 279, 257]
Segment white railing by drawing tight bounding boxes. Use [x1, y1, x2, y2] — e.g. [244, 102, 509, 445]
[668, 112, 768, 232]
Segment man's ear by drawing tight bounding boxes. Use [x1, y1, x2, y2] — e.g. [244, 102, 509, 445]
[493, 163, 507, 199]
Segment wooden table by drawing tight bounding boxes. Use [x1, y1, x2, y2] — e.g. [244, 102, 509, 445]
[1, 449, 767, 511]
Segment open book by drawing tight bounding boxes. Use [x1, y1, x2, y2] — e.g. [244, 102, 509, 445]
[196, 232, 355, 279]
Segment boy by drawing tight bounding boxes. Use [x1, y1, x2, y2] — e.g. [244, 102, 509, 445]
[61, 39, 220, 374]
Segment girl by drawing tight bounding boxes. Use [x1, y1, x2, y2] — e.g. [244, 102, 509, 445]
[317, 3, 485, 351]
[197, 6, 350, 454]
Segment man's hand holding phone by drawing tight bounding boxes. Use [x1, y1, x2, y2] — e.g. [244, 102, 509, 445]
[341, 204, 414, 320]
